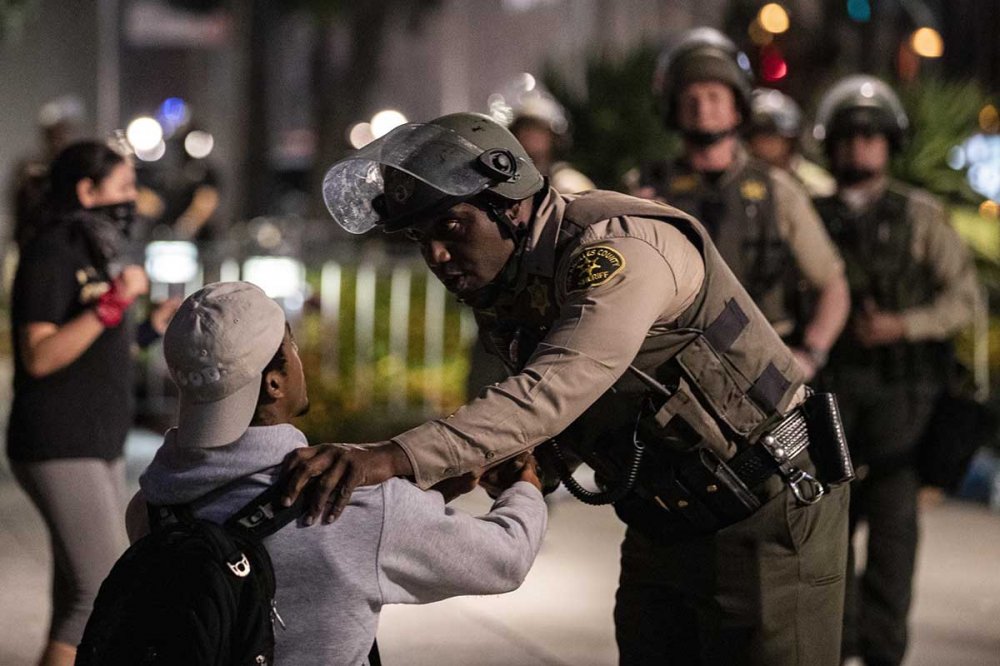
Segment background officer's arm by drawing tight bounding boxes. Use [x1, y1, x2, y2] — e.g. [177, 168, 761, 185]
[773, 170, 850, 354]
[899, 196, 980, 341]
[393, 224, 704, 489]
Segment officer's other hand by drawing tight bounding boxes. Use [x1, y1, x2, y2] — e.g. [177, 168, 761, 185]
[431, 471, 481, 503]
[117, 265, 150, 301]
[281, 441, 414, 524]
[790, 348, 818, 381]
[150, 297, 183, 335]
[854, 298, 905, 347]
[479, 452, 542, 498]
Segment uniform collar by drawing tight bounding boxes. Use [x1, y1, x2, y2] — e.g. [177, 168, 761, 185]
[520, 186, 565, 280]
[676, 143, 750, 188]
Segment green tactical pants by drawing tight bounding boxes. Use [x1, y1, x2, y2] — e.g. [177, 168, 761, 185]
[614, 483, 849, 665]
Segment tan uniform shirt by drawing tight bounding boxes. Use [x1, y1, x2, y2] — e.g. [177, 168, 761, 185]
[840, 181, 979, 340]
[394, 191, 705, 489]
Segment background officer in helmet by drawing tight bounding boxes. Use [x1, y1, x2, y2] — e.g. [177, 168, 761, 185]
[811, 75, 980, 666]
[284, 111, 851, 664]
[747, 88, 836, 198]
[635, 27, 850, 381]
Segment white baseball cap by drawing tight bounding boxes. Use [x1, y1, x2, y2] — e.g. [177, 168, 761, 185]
[163, 281, 286, 448]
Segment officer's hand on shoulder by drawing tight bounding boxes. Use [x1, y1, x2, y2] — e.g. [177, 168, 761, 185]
[281, 441, 414, 525]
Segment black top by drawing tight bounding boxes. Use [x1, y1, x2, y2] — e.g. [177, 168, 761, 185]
[7, 215, 133, 462]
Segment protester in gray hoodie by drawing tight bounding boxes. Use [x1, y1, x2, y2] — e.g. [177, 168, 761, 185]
[126, 282, 547, 665]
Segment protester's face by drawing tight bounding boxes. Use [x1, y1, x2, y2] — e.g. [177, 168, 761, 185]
[78, 161, 137, 208]
[282, 330, 310, 418]
[748, 133, 793, 168]
[405, 202, 516, 299]
[832, 132, 890, 178]
[677, 81, 741, 134]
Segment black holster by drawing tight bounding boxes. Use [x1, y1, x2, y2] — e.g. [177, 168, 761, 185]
[801, 392, 855, 486]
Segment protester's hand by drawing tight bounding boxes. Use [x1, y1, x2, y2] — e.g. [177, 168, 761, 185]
[117, 265, 150, 301]
[854, 298, 905, 347]
[281, 441, 414, 524]
[431, 471, 481, 503]
[150, 297, 183, 334]
[479, 452, 541, 498]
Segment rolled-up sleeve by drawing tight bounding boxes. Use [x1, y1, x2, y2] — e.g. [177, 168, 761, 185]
[394, 222, 703, 488]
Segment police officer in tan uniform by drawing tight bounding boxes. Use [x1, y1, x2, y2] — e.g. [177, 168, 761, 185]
[747, 88, 837, 198]
[284, 112, 853, 664]
[812, 76, 980, 666]
[636, 28, 850, 381]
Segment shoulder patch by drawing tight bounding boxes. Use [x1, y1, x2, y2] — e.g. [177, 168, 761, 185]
[566, 245, 626, 292]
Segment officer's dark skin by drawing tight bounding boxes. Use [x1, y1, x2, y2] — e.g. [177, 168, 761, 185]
[281, 197, 534, 524]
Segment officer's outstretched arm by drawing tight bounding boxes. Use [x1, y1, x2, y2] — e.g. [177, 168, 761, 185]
[393, 224, 704, 490]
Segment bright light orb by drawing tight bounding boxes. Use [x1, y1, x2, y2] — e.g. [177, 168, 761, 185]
[126, 116, 164, 152]
[348, 122, 375, 149]
[759, 3, 790, 34]
[370, 110, 408, 140]
[184, 130, 214, 159]
[910, 27, 943, 58]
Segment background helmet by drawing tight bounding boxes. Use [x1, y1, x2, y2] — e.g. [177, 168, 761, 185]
[488, 73, 569, 136]
[748, 88, 802, 139]
[652, 27, 754, 129]
[323, 112, 544, 234]
[812, 75, 909, 151]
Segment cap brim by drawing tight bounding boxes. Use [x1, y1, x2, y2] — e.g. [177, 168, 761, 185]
[175, 377, 260, 449]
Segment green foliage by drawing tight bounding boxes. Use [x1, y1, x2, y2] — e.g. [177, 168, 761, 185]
[894, 79, 993, 205]
[293, 265, 471, 443]
[544, 45, 677, 190]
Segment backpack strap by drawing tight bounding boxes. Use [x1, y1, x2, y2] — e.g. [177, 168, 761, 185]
[225, 479, 308, 540]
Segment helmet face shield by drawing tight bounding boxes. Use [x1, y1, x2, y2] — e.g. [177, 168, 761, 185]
[323, 123, 494, 234]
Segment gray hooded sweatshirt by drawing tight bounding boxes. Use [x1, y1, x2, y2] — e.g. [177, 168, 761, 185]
[130, 424, 546, 665]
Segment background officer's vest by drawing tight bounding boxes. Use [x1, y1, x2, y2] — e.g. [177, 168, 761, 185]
[814, 181, 949, 381]
[478, 191, 804, 479]
[642, 159, 795, 332]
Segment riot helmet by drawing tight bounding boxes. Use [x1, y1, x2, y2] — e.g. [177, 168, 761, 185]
[813, 75, 909, 152]
[652, 27, 754, 130]
[749, 88, 802, 139]
[323, 112, 544, 234]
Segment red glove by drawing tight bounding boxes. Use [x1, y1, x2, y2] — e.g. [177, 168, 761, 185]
[94, 281, 135, 328]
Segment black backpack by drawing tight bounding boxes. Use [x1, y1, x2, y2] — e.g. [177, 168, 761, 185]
[77, 481, 304, 666]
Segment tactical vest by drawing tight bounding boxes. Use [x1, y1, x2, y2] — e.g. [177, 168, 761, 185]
[814, 182, 949, 380]
[478, 191, 805, 481]
[642, 159, 795, 332]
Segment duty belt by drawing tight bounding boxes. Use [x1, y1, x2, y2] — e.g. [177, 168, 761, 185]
[728, 405, 826, 505]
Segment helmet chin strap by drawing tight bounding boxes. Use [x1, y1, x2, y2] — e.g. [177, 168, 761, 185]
[682, 125, 739, 147]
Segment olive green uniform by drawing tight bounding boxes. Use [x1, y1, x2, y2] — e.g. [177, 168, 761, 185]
[394, 187, 849, 665]
[639, 148, 844, 340]
[814, 180, 979, 666]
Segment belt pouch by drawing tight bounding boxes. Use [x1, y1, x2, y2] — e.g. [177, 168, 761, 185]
[802, 392, 855, 484]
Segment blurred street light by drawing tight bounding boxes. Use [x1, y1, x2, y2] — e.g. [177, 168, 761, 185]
[126, 116, 164, 152]
[748, 19, 774, 46]
[145, 241, 199, 285]
[910, 27, 944, 58]
[979, 105, 1000, 134]
[847, 0, 872, 22]
[758, 4, 790, 34]
[135, 139, 167, 162]
[370, 109, 408, 139]
[183, 130, 215, 159]
[348, 122, 375, 149]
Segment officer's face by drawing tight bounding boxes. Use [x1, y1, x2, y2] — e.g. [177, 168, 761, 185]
[405, 202, 516, 298]
[748, 132, 794, 169]
[677, 82, 741, 133]
[832, 132, 890, 177]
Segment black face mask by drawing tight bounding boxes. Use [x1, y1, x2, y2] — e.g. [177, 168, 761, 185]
[90, 200, 137, 235]
[682, 126, 738, 147]
[834, 167, 878, 186]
